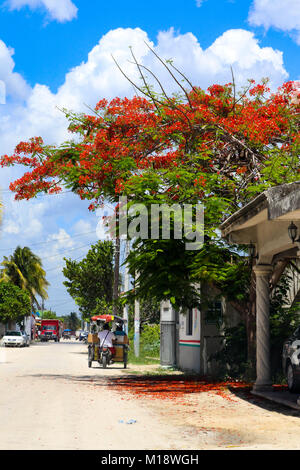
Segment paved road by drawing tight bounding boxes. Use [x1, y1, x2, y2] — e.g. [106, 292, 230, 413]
[0, 339, 193, 450]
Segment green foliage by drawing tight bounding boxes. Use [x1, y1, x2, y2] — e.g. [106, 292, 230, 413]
[124, 298, 160, 330]
[125, 238, 201, 310]
[139, 298, 161, 326]
[191, 241, 250, 304]
[211, 323, 250, 380]
[140, 324, 160, 356]
[91, 299, 113, 318]
[0, 281, 31, 323]
[41, 310, 60, 320]
[63, 240, 114, 318]
[124, 238, 250, 311]
[128, 324, 160, 364]
[61, 312, 81, 330]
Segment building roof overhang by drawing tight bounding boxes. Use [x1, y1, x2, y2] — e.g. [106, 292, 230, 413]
[220, 182, 300, 264]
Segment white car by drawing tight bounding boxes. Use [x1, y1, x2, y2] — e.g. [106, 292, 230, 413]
[2, 330, 30, 347]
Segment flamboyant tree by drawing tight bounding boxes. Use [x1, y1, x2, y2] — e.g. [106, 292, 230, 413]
[2, 79, 299, 215]
[1, 75, 299, 293]
[1, 55, 299, 366]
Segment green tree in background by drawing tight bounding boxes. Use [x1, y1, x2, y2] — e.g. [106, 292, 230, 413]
[63, 240, 114, 319]
[40, 310, 60, 320]
[1, 246, 49, 310]
[39, 310, 81, 331]
[62, 312, 81, 330]
[0, 281, 31, 325]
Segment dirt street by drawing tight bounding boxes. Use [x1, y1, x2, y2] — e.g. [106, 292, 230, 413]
[1, 339, 300, 450]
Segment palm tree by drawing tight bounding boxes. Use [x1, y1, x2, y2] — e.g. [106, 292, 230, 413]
[1, 246, 49, 310]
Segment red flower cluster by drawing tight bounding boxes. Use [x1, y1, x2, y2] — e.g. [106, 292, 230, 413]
[0, 80, 299, 208]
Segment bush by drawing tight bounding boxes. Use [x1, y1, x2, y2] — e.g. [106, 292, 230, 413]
[0, 282, 31, 324]
[141, 324, 160, 356]
[211, 323, 251, 380]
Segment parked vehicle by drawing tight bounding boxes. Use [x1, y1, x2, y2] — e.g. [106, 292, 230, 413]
[40, 319, 62, 342]
[62, 329, 72, 339]
[282, 326, 300, 392]
[75, 330, 82, 340]
[2, 330, 30, 347]
[79, 331, 88, 342]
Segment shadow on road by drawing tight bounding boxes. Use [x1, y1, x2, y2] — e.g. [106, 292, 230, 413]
[228, 385, 300, 417]
[31, 341, 80, 346]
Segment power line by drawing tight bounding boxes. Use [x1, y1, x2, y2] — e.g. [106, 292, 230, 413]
[41, 240, 98, 261]
[45, 298, 76, 308]
[45, 252, 91, 273]
[43, 236, 112, 278]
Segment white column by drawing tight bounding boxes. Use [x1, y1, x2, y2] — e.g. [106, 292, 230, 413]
[253, 264, 273, 392]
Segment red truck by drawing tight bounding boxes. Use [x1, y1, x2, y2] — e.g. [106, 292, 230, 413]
[40, 319, 62, 342]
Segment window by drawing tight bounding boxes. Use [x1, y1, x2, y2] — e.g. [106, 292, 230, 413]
[205, 301, 223, 325]
[186, 308, 193, 336]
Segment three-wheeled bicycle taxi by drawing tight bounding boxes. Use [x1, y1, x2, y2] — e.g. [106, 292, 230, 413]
[87, 314, 129, 369]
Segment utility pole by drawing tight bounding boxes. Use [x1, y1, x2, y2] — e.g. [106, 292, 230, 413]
[134, 272, 140, 357]
[123, 239, 130, 335]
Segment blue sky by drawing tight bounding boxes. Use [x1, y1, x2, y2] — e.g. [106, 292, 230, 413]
[0, 0, 299, 316]
[1, 0, 299, 90]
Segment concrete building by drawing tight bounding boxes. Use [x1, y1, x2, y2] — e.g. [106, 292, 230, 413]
[220, 181, 300, 392]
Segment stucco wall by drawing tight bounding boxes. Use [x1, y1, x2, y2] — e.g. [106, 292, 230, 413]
[178, 307, 201, 373]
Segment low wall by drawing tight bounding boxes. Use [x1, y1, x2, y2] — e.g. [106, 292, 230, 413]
[178, 341, 201, 373]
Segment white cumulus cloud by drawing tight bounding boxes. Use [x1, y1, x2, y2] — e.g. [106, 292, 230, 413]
[249, 0, 300, 44]
[4, 0, 78, 22]
[0, 27, 290, 158]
